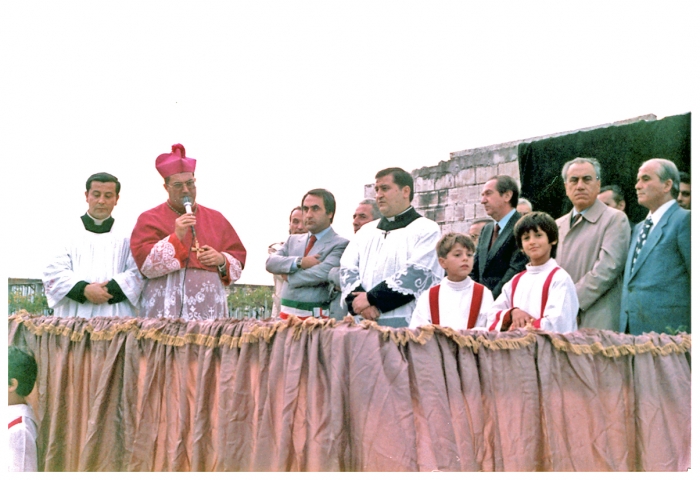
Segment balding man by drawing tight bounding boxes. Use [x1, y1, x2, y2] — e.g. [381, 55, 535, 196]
[516, 198, 532, 214]
[468, 218, 493, 246]
[620, 159, 690, 334]
[555, 158, 630, 330]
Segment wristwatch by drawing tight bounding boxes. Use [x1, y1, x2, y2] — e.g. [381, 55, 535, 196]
[296, 257, 303, 269]
[217, 260, 227, 275]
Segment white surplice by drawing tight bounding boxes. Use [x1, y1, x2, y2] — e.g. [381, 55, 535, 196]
[339, 216, 443, 325]
[43, 217, 143, 318]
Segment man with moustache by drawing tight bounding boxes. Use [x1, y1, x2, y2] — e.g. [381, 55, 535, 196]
[130, 144, 247, 320]
[620, 159, 690, 334]
[266, 189, 349, 319]
[43, 172, 144, 318]
[555, 158, 630, 330]
[340, 167, 443, 327]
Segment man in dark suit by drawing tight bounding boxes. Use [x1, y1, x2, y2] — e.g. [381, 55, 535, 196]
[470, 175, 528, 298]
[620, 159, 691, 334]
[266, 188, 349, 319]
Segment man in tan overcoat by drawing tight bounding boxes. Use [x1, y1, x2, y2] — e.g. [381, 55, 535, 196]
[555, 158, 631, 330]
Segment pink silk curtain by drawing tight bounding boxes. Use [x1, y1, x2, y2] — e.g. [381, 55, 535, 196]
[8, 312, 691, 472]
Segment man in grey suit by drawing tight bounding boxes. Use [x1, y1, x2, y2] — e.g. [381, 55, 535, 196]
[266, 188, 349, 319]
[470, 175, 528, 298]
[620, 159, 691, 334]
[556, 158, 630, 330]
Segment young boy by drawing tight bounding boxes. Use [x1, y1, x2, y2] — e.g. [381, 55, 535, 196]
[487, 212, 579, 333]
[8, 345, 39, 472]
[410, 233, 494, 330]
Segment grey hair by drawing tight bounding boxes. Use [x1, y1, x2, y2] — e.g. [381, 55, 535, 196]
[641, 158, 680, 198]
[358, 198, 381, 220]
[518, 198, 532, 209]
[561, 157, 601, 182]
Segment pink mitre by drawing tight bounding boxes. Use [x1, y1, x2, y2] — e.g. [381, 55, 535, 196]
[155, 143, 197, 179]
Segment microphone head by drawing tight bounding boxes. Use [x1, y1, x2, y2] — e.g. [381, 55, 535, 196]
[182, 196, 193, 214]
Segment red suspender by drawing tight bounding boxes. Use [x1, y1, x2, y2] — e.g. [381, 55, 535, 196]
[467, 282, 484, 329]
[510, 271, 527, 299]
[539, 267, 560, 318]
[430, 282, 484, 329]
[510, 267, 560, 318]
[429, 285, 441, 325]
[9, 416, 22, 429]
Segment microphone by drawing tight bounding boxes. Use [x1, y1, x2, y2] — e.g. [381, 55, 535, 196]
[182, 196, 193, 214]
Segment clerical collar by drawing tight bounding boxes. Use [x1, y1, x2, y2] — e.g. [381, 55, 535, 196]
[81, 213, 114, 234]
[377, 206, 421, 232]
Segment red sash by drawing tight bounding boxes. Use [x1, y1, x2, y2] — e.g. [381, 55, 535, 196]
[429, 282, 485, 329]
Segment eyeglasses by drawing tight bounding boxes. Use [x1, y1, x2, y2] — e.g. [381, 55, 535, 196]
[168, 179, 196, 190]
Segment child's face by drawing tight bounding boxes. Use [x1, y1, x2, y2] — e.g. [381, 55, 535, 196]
[520, 227, 555, 266]
[439, 243, 474, 282]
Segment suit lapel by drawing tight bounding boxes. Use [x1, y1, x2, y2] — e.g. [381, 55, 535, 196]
[309, 228, 335, 255]
[486, 212, 520, 263]
[478, 222, 493, 277]
[629, 204, 677, 280]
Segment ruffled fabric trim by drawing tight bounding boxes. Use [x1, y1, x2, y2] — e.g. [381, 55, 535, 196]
[10, 311, 690, 355]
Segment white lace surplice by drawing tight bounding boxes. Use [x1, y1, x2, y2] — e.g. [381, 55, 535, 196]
[42, 220, 144, 318]
[139, 236, 242, 320]
[339, 217, 443, 324]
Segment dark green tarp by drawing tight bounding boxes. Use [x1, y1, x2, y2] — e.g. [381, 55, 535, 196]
[517, 113, 690, 224]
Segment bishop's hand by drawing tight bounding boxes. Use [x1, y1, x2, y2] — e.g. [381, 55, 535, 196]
[175, 213, 196, 240]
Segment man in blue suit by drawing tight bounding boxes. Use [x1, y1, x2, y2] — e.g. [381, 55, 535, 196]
[266, 188, 349, 320]
[620, 159, 691, 334]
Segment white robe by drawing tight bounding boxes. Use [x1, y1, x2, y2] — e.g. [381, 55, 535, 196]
[409, 276, 495, 330]
[339, 216, 443, 325]
[43, 217, 143, 318]
[9, 404, 39, 472]
[487, 258, 579, 333]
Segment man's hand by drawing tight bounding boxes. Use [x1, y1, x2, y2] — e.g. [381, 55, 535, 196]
[198, 245, 225, 268]
[300, 254, 321, 269]
[84, 281, 112, 304]
[360, 305, 381, 321]
[175, 213, 197, 241]
[350, 292, 371, 315]
[508, 308, 536, 330]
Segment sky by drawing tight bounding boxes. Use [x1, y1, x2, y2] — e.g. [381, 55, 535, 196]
[2, 0, 697, 288]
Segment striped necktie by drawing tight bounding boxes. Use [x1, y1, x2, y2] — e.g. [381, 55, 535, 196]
[631, 217, 653, 272]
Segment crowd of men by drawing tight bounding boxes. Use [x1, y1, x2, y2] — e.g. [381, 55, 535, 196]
[42, 145, 691, 335]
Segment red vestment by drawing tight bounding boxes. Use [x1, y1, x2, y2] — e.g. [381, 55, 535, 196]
[130, 202, 247, 319]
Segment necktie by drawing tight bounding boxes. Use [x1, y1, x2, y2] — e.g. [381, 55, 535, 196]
[570, 213, 581, 228]
[631, 217, 653, 272]
[304, 235, 316, 256]
[489, 224, 500, 250]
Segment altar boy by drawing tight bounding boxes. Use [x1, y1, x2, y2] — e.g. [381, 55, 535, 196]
[410, 233, 494, 330]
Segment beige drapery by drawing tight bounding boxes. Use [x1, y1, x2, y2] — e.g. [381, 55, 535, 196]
[8, 312, 691, 472]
